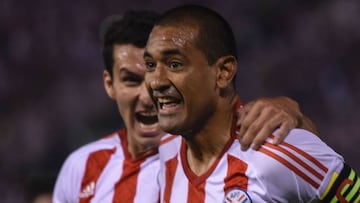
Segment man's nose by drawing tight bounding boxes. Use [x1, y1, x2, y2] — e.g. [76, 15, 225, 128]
[147, 65, 170, 92]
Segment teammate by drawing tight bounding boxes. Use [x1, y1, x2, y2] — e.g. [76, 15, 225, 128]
[53, 10, 318, 203]
[144, 5, 360, 202]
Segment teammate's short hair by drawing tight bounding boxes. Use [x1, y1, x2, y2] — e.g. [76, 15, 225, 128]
[101, 10, 159, 76]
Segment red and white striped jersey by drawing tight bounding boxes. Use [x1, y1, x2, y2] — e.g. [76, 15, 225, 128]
[158, 128, 358, 203]
[53, 128, 160, 203]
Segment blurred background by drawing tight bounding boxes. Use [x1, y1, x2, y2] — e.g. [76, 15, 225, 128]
[0, 0, 359, 202]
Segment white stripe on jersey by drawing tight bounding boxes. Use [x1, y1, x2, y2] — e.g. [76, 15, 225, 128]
[53, 129, 160, 203]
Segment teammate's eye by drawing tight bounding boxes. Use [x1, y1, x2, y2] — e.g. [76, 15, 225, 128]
[145, 61, 156, 71]
[120, 75, 142, 86]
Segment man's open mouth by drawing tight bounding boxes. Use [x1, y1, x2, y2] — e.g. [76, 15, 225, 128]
[135, 112, 158, 125]
[157, 97, 182, 109]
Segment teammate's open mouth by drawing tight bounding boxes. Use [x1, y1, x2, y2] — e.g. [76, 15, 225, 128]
[157, 97, 182, 109]
[135, 112, 158, 125]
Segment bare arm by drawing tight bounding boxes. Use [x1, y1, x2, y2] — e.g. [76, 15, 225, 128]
[236, 96, 318, 151]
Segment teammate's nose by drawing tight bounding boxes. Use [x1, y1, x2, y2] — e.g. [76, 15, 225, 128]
[139, 83, 155, 108]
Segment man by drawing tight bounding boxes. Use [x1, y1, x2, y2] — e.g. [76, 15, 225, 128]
[53, 10, 318, 203]
[144, 5, 359, 202]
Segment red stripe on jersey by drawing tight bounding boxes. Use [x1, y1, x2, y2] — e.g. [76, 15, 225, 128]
[112, 159, 144, 203]
[112, 129, 150, 202]
[224, 154, 249, 193]
[269, 135, 328, 173]
[164, 156, 178, 203]
[187, 181, 205, 203]
[160, 134, 178, 146]
[79, 148, 116, 203]
[259, 147, 320, 188]
[264, 142, 324, 180]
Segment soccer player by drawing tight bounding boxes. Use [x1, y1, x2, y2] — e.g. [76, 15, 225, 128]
[53, 10, 318, 203]
[144, 5, 360, 202]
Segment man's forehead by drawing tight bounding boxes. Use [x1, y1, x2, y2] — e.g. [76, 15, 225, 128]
[114, 44, 144, 57]
[113, 44, 146, 72]
[148, 25, 197, 48]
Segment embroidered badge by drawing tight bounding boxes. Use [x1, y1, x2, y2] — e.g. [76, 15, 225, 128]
[224, 188, 252, 203]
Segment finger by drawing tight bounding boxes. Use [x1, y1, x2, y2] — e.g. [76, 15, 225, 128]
[237, 102, 254, 140]
[272, 118, 297, 145]
[239, 121, 258, 151]
[250, 112, 294, 149]
[240, 115, 268, 150]
[256, 108, 298, 146]
[235, 105, 246, 133]
[237, 101, 263, 139]
[241, 106, 275, 150]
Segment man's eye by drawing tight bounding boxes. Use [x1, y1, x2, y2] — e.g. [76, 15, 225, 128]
[145, 61, 155, 70]
[122, 77, 141, 86]
[169, 61, 182, 69]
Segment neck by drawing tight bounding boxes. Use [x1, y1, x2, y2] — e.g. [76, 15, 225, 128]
[126, 133, 157, 160]
[129, 145, 157, 160]
[184, 93, 238, 175]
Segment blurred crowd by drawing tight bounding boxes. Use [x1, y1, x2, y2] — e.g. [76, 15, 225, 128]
[0, 0, 359, 202]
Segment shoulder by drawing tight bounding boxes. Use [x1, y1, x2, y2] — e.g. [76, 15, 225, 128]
[273, 129, 344, 161]
[257, 129, 344, 176]
[248, 129, 345, 200]
[53, 131, 122, 202]
[59, 131, 122, 176]
[68, 132, 120, 162]
[275, 128, 323, 143]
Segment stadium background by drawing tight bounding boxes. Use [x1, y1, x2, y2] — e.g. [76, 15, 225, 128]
[1, 0, 359, 202]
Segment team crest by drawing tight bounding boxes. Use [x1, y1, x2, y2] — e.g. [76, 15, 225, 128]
[224, 188, 252, 203]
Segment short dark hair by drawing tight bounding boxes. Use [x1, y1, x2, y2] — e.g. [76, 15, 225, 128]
[101, 10, 160, 76]
[156, 5, 238, 65]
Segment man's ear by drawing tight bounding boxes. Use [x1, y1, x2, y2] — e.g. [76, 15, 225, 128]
[103, 70, 115, 100]
[215, 55, 237, 88]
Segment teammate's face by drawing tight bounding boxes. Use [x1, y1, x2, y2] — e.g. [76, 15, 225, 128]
[104, 44, 165, 151]
[144, 25, 218, 136]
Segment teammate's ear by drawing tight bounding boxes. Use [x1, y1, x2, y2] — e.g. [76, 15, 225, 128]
[103, 70, 115, 99]
[216, 55, 237, 88]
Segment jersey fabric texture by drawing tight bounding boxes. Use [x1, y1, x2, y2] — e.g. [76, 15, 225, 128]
[53, 128, 160, 203]
[159, 130, 359, 203]
[158, 100, 359, 203]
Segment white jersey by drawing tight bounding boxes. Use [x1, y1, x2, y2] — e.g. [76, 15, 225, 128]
[158, 129, 359, 203]
[53, 128, 160, 203]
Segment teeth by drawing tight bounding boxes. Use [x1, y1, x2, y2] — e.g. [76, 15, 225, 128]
[158, 97, 176, 104]
[138, 112, 157, 116]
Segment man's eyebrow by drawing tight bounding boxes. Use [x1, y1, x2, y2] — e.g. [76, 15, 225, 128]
[161, 49, 184, 57]
[144, 51, 152, 58]
[144, 49, 186, 58]
[119, 68, 141, 77]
